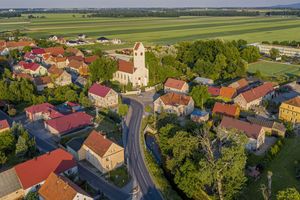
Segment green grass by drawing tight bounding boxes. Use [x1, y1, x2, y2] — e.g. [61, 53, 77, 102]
[2, 14, 300, 46]
[107, 166, 131, 188]
[241, 137, 300, 200]
[248, 60, 300, 77]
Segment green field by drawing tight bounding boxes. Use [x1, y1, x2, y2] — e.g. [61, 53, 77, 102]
[248, 60, 300, 77]
[1, 14, 300, 45]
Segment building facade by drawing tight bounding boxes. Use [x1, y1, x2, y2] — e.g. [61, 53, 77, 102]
[279, 96, 300, 123]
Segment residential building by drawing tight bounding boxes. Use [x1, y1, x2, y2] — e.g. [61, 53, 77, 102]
[5, 41, 35, 50]
[44, 112, 93, 136]
[164, 78, 189, 94]
[219, 87, 237, 100]
[0, 168, 24, 200]
[66, 137, 85, 160]
[252, 43, 300, 57]
[38, 172, 92, 200]
[48, 65, 72, 86]
[66, 47, 84, 57]
[279, 96, 300, 124]
[0, 119, 10, 133]
[154, 92, 194, 116]
[96, 37, 109, 43]
[234, 82, 275, 110]
[84, 55, 99, 65]
[0, 47, 9, 56]
[44, 47, 65, 57]
[34, 76, 54, 92]
[25, 103, 63, 121]
[67, 60, 89, 76]
[14, 149, 77, 194]
[78, 130, 124, 173]
[45, 56, 67, 68]
[208, 86, 220, 97]
[113, 42, 149, 87]
[212, 102, 240, 118]
[190, 109, 209, 123]
[219, 116, 265, 150]
[88, 83, 119, 108]
[78, 34, 87, 39]
[247, 116, 286, 137]
[111, 38, 122, 44]
[193, 77, 214, 85]
[228, 78, 249, 92]
[17, 61, 47, 76]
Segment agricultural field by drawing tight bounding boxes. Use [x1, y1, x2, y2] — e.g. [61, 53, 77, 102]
[1, 14, 300, 46]
[248, 60, 300, 77]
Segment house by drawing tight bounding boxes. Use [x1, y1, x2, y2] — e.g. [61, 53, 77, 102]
[154, 92, 194, 116]
[48, 35, 58, 41]
[234, 82, 275, 110]
[96, 37, 109, 43]
[44, 112, 93, 136]
[252, 43, 300, 57]
[279, 96, 300, 124]
[84, 55, 99, 65]
[228, 78, 249, 92]
[66, 137, 85, 160]
[88, 83, 118, 108]
[0, 47, 9, 56]
[111, 38, 122, 44]
[25, 103, 63, 121]
[17, 61, 47, 76]
[6, 41, 35, 50]
[0, 168, 24, 200]
[212, 102, 240, 118]
[78, 34, 87, 39]
[14, 149, 77, 194]
[0, 119, 10, 133]
[208, 86, 220, 97]
[38, 172, 92, 200]
[31, 48, 46, 56]
[45, 56, 67, 68]
[65, 101, 82, 112]
[219, 87, 237, 100]
[67, 55, 84, 63]
[190, 109, 209, 123]
[48, 65, 72, 86]
[113, 42, 149, 87]
[44, 47, 65, 57]
[13, 72, 34, 82]
[78, 130, 124, 173]
[66, 47, 84, 57]
[193, 77, 214, 85]
[24, 52, 37, 62]
[247, 116, 286, 137]
[34, 76, 54, 92]
[75, 76, 88, 87]
[164, 78, 189, 94]
[67, 60, 88, 76]
[219, 116, 265, 150]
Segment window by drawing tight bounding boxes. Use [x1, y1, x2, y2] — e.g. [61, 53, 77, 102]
[140, 52, 143, 56]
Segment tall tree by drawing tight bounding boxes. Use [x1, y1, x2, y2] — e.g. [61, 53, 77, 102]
[241, 46, 261, 63]
[269, 48, 280, 60]
[89, 57, 117, 83]
[190, 85, 210, 109]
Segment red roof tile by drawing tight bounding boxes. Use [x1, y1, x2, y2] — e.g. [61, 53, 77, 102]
[228, 78, 248, 90]
[32, 48, 45, 55]
[14, 149, 76, 189]
[67, 56, 84, 62]
[84, 130, 113, 157]
[208, 86, 220, 97]
[220, 87, 237, 99]
[45, 112, 93, 134]
[0, 119, 9, 131]
[240, 82, 274, 103]
[84, 55, 99, 64]
[45, 47, 65, 57]
[212, 102, 239, 117]
[219, 116, 263, 139]
[164, 78, 186, 90]
[88, 83, 112, 98]
[283, 96, 300, 107]
[118, 59, 135, 74]
[19, 61, 40, 71]
[160, 92, 192, 106]
[6, 41, 35, 48]
[25, 103, 55, 114]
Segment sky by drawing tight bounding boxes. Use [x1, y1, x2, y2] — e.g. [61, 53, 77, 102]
[0, 0, 299, 8]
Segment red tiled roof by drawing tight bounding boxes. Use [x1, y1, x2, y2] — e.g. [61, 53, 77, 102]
[0, 40, 6, 47]
[14, 149, 76, 190]
[84, 130, 113, 157]
[220, 87, 237, 99]
[6, 41, 35, 48]
[24, 52, 36, 60]
[84, 55, 99, 64]
[68, 60, 86, 70]
[0, 119, 9, 131]
[240, 82, 274, 103]
[283, 96, 300, 107]
[208, 86, 220, 97]
[25, 103, 55, 114]
[45, 112, 93, 134]
[219, 116, 263, 139]
[45, 47, 65, 56]
[118, 59, 135, 74]
[34, 76, 52, 86]
[212, 102, 239, 117]
[32, 48, 45, 55]
[88, 83, 112, 98]
[67, 56, 84, 62]
[48, 65, 64, 76]
[228, 78, 248, 90]
[13, 72, 34, 81]
[160, 92, 192, 106]
[164, 78, 186, 90]
[19, 61, 40, 71]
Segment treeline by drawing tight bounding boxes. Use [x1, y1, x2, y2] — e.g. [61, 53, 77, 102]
[266, 10, 300, 16]
[0, 12, 21, 18]
[262, 40, 300, 47]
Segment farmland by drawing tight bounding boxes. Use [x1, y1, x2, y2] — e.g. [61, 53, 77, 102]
[1, 14, 300, 46]
[248, 60, 300, 77]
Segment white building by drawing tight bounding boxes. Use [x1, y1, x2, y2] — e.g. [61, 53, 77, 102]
[113, 42, 149, 87]
[252, 43, 300, 57]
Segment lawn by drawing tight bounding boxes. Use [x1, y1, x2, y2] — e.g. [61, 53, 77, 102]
[241, 137, 300, 200]
[248, 60, 300, 77]
[107, 166, 131, 188]
[2, 14, 300, 46]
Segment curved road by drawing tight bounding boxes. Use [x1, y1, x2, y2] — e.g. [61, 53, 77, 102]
[124, 98, 163, 200]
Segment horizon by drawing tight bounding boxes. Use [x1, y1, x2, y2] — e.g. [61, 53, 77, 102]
[1, 0, 299, 9]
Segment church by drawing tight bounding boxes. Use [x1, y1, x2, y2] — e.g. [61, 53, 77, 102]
[113, 42, 149, 87]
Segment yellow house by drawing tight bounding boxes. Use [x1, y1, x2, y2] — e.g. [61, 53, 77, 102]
[78, 130, 124, 173]
[279, 96, 300, 123]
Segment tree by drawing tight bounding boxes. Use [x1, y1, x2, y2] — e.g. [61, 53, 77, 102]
[270, 48, 280, 60]
[23, 46, 32, 53]
[277, 188, 300, 200]
[79, 92, 92, 108]
[0, 131, 15, 153]
[241, 46, 261, 63]
[0, 151, 7, 166]
[118, 103, 129, 117]
[190, 85, 210, 109]
[15, 136, 28, 157]
[25, 191, 39, 200]
[89, 57, 117, 83]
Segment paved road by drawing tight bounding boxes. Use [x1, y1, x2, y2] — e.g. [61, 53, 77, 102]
[124, 98, 163, 200]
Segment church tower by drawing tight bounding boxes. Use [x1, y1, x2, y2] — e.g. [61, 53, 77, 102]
[133, 42, 145, 69]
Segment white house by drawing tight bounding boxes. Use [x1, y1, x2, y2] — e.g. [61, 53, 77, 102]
[88, 83, 119, 108]
[113, 42, 149, 87]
